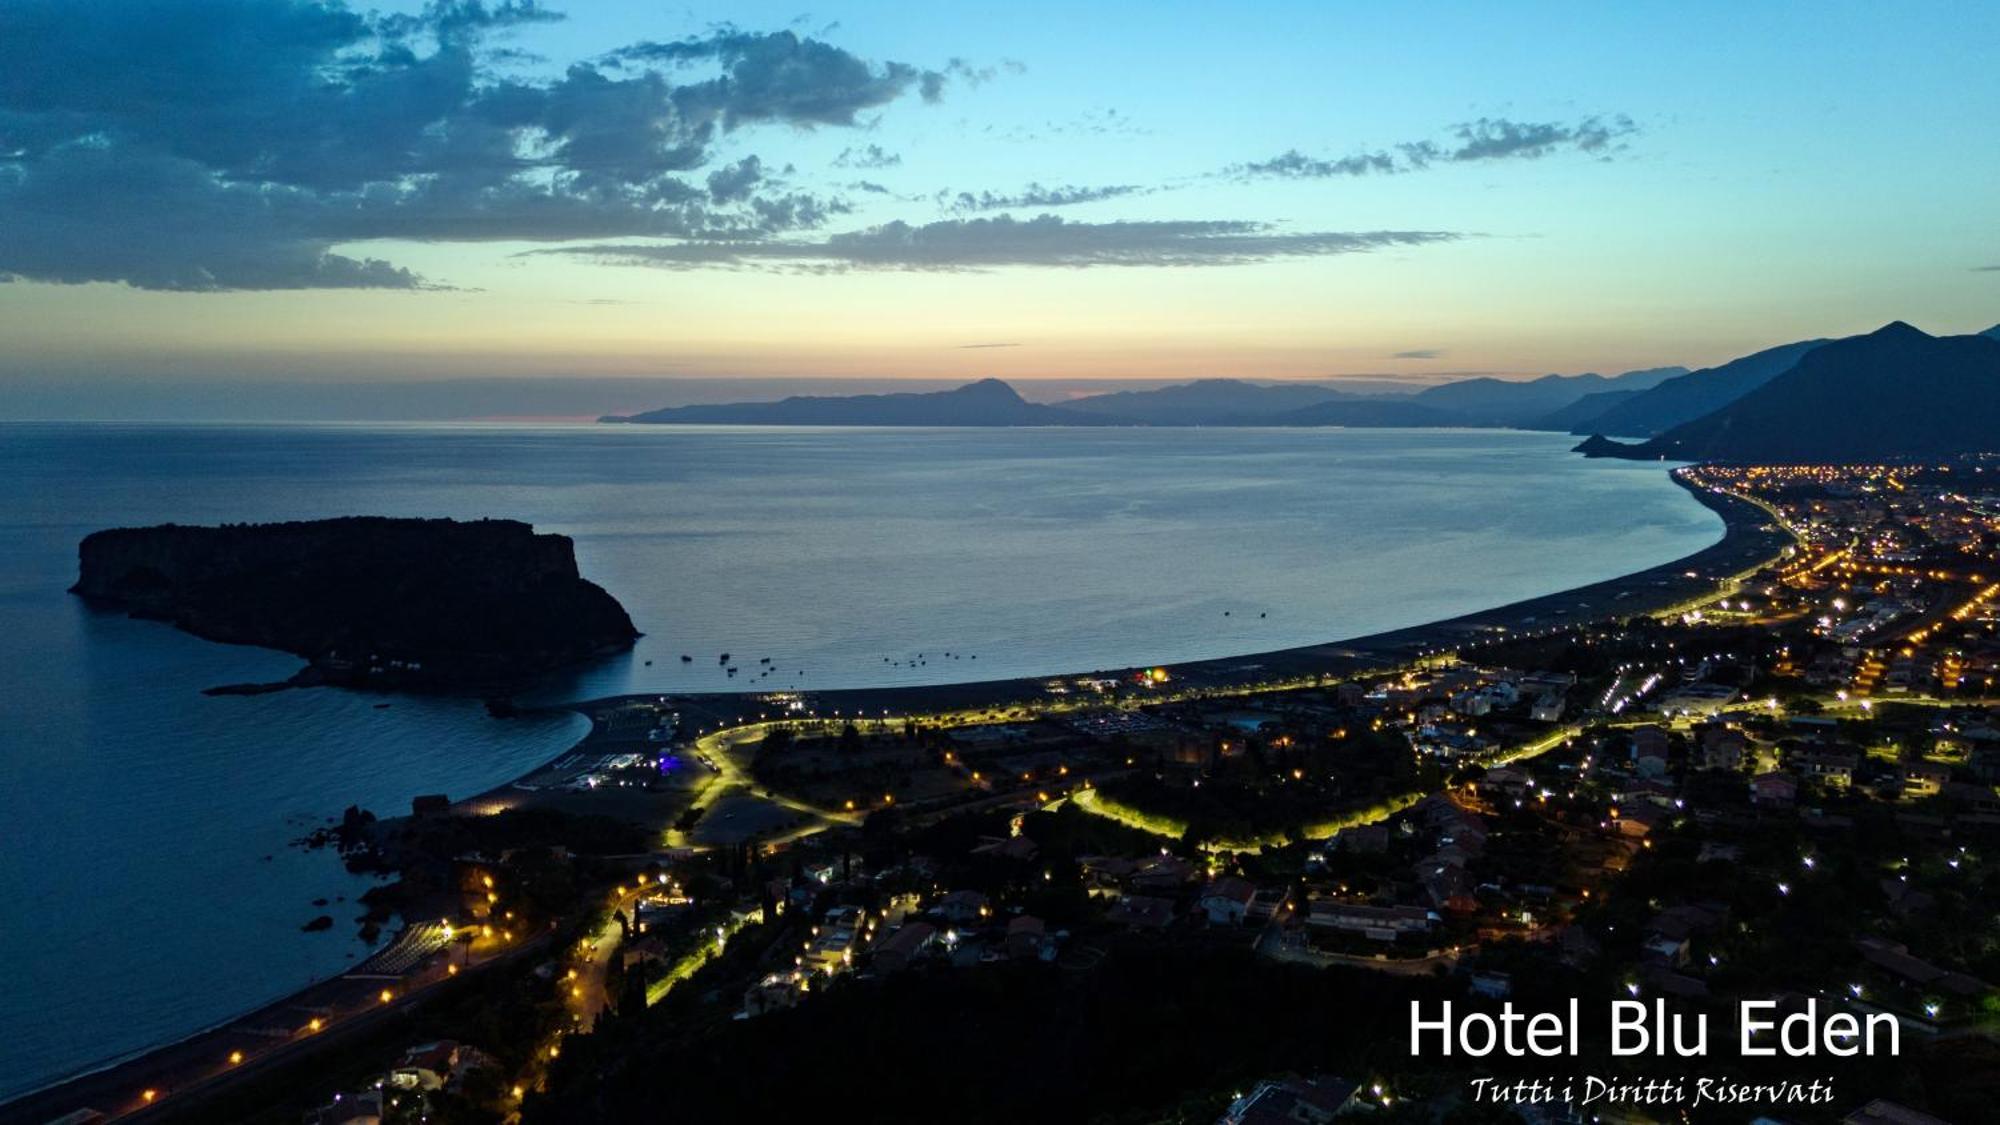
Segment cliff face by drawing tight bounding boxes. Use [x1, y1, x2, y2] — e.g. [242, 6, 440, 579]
[72, 517, 638, 688]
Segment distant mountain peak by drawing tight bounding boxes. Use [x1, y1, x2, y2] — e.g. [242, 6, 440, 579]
[604, 376, 1094, 426]
[1057, 377, 1350, 424]
[1558, 338, 1829, 438]
[1411, 365, 1679, 427]
[1590, 321, 2000, 462]
[955, 378, 1025, 400]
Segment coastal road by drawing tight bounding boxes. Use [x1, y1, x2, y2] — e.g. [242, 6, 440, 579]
[0, 926, 544, 1125]
[666, 723, 864, 849]
[1253, 924, 1472, 976]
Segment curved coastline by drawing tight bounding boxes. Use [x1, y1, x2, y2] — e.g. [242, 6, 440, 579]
[0, 472, 1791, 1124]
[537, 469, 1789, 732]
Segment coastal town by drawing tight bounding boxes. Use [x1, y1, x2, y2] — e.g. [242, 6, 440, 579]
[13, 459, 2000, 1125]
[12, 2, 2000, 1122]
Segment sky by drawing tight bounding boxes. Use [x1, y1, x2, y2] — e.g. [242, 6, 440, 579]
[1, 0, 1997, 418]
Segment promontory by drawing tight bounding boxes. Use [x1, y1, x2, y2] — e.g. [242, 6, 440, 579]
[71, 517, 638, 690]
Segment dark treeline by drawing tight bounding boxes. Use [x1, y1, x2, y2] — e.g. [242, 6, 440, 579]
[527, 948, 1450, 1124]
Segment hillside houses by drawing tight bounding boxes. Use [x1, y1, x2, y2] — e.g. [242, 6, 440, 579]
[1198, 876, 1258, 926]
[1305, 900, 1437, 941]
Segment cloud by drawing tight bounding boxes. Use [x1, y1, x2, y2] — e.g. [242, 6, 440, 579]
[1976, 265, 2000, 272]
[534, 214, 1463, 272]
[1437, 115, 1635, 161]
[604, 27, 947, 124]
[984, 107, 1143, 143]
[943, 183, 1145, 212]
[938, 57, 1022, 89]
[1233, 115, 1638, 180]
[833, 144, 901, 169]
[0, 144, 425, 291]
[706, 155, 764, 203]
[0, 3, 943, 290]
[1393, 349, 1444, 359]
[957, 341, 1021, 349]
[1240, 151, 1401, 179]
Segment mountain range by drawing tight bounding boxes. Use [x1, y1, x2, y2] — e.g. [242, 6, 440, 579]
[1555, 338, 1830, 437]
[1578, 322, 2000, 463]
[1053, 378, 1352, 425]
[605, 368, 1688, 430]
[606, 321, 2000, 461]
[1412, 367, 1687, 427]
[607, 378, 1112, 426]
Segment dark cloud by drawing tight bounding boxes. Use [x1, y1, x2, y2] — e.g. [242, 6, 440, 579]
[1239, 151, 1400, 179]
[379, 1, 565, 40]
[944, 183, 1145, 212]
[1431, 115, 1635, 162]
[534, 214, 1462, 272]
[706, 155, 764, 203]
[0, 3, 941, 290]
[0, 145, 423, 291]
[604, 28, 945, 124]
[833, 144, 901, 169]
[1233, 115, 1638, 180]
[1976, 265, 2000, 272]
[1393, 349, 1444, 359]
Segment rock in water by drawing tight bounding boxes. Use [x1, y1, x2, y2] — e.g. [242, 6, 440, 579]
[71, 517, 639, 690]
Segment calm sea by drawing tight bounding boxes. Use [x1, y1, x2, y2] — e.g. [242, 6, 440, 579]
[0, 422, 1718, 1098]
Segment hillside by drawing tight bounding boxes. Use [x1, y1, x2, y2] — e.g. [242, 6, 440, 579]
[1578, 323, 2000, 463]
[1522, 389, 1641, 432]
[1059, 378, 1351, 424]
[1568, 338, 1829, 437]
[1412, 367, 1685, 427]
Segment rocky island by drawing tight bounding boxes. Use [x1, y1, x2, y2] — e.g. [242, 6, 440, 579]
[71, 517, 638, 691]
